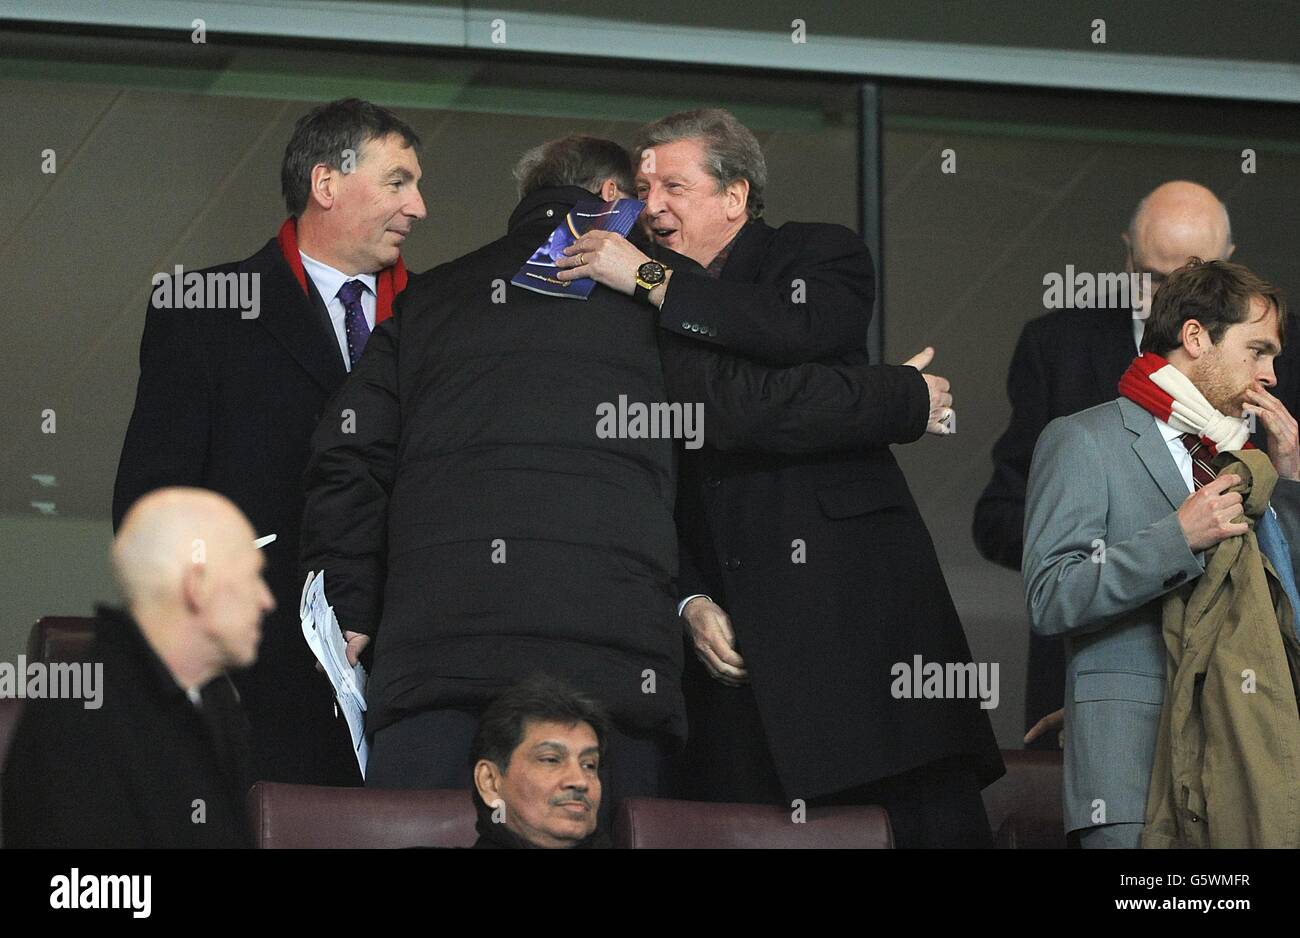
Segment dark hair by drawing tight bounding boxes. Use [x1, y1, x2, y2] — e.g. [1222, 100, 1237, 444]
[1140, 257, 1288, 356]
[280, 98, 421, 216]
[631, 107, 767, 219]
[471, 675, 610, 773]
[512, 136, 634, 200]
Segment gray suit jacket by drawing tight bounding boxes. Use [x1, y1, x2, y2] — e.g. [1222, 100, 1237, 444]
[1023, 396, 1300, 833]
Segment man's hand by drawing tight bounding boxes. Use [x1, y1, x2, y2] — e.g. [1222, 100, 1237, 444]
[1244, 386, 1300, 481]
[681, 597, 749, 686]
[554, 230, 651, 295]
[315, 630, 371, 673]
[1177, 473, 1248, 552]
[902, 346, 954, 435]
[343, 631, 370, 667]
[1024, 708, 1064, 748]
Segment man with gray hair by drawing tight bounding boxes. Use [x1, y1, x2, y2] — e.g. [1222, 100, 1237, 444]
[512, 135, 634, 199]
[559, 108, 1002, 847]
[973, 180, 1300, 753]
[4, 488, 273, 847]
[302, 132, 946, 827]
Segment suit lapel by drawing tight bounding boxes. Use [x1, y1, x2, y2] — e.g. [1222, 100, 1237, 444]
[241, 240, 347, 394]
[1120, 397, 1191, 511]
[717, 219, 769, 283]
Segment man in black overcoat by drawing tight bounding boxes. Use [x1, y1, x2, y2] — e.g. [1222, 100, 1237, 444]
[112, 99, 426, 785]
[563, 109, 1002, 848]
[4, 489, 270, 848]
[299, 135, 944, 825]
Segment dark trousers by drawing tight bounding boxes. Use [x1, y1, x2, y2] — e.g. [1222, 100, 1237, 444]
[367, 708, 664, 831]
[1024, 632, 1066, 751]
[668, 678, 786, 804]
[814, 756, 993, 849]
[232, 621, 362, 788]
[671, 676, 992, 848]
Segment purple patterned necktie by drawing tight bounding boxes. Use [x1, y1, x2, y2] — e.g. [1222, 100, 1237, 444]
[338, 279, 371, 368]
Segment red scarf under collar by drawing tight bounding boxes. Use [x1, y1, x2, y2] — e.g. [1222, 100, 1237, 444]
[1118, 352, 1253, 456]
[276, 217, 407, 323]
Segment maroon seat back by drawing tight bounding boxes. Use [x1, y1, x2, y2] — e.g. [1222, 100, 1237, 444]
[249, 782, 478, 848]
[983, 749, 1066, 849]
[614, 797, 894, 848]
[27, 616, 97, 663]
[0, 697, 26, 847]
[6, 614, 92, 846]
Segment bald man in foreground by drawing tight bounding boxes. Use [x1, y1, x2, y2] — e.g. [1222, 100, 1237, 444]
[973, 180, 1300, 749]
[3, 488, 273, 848]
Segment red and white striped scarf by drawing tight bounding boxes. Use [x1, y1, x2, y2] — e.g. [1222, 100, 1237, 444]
[276, 217, 407, 322]
[1117, 352, 1252, 456]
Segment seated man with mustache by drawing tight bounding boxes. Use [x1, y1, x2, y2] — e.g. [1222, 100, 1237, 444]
[470, 675, 609, 849]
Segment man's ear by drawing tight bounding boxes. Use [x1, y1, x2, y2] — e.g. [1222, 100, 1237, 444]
[474, 759, 504, 806]
[180, 561, 207, 615]
[1226, 241, 1237, 260]
[308, 162, 337, 211]
[1180, 318, 1209, 358]
[599, 178, 623, 202]
[724, 178, 749, 222]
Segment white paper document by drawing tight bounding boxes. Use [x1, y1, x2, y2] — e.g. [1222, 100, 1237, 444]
[299, 571, 369, 778]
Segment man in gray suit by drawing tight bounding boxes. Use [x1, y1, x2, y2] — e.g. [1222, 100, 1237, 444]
[1024, 258, 1296, 848]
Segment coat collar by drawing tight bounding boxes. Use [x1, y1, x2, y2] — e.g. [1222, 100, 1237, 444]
[93, 604, 189, 704]
[507, 185, 600, 233]
[470, 790, 611, 849]
[1119, 396, 1192, 511]
[1087, 306, 1141, 403]
[93, 604, 239, 709]
[712, 218, 768, 283]
[94, 604, 249, 791]
[240, 239, 347, 394]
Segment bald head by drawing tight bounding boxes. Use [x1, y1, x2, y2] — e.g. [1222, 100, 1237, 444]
[1127, 181, 1234, 275]
[111, 488, 271, 683]
[112, 488, 255, 608]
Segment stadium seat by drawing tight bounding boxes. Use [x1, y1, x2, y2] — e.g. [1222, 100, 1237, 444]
[249, 782, 477, 848]
[26, 616, 96, 663]
[613, 796, 894, 848]
[983, 749, 1066, 848]
[0, 697, 26, 847]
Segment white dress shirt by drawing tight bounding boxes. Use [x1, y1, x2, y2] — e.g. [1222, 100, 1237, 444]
[1155, 412, 1282, 537]
[1156, 416, 1196, 494]
[299, 250, 377, 372]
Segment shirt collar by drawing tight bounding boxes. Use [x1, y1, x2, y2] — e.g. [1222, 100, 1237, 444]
[1155, 416, 1187, 444]
[298, 250, 377, 303]
[704, 225, 747, 279]
[95, 604, 228, 707]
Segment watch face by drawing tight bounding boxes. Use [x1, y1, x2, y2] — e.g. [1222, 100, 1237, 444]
[637, 261, 666, 286]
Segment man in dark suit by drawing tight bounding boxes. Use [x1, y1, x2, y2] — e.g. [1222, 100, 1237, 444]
[972, 180, 1299, 747]
[112, 98, 426, 786]
[563, 109, 1002, 848]
[5, 488, 271, 848]
[300, 134, 945, 825]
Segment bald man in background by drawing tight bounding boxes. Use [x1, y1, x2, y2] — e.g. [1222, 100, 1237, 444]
[3, 488, 272, 848]
[972, 180, 1300, 747]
